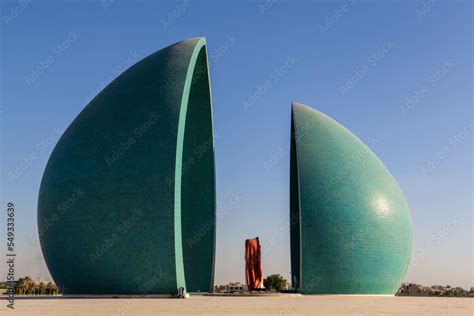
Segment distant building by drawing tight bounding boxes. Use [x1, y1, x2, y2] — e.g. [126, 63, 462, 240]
[407, 283, 422, 296]
[213, 285, 226, 293]
[431, 285, 447, 296]
[453, 287, 467, 297]
[468, 288, 474, 297]
[421, 287, 431, 296]
[225, 282, 246, 293]
[397, 283, 469, 297]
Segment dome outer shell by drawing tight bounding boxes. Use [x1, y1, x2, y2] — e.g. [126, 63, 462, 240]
[37, 38, 216, 294]
[290, 102, 412, 294]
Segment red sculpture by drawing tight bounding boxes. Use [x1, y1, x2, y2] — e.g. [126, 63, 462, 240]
[245, 237, 263, 291]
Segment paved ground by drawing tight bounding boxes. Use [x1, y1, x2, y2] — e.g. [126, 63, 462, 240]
[1, 295, 472, 315]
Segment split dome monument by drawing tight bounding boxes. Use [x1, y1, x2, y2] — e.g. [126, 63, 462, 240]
[38, 38, 215, 294]
[290, 102, 412, 294]
[37, 37, 412, 295]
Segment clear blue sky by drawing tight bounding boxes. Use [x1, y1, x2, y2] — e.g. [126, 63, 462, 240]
[0, 1, 472, 288]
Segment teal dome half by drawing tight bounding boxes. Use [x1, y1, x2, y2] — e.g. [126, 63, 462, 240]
[37, 38, 216, 294]
[290, 102, 412, 294]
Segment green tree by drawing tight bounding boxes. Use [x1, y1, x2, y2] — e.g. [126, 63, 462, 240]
[15, 276, 31, 295]
[263, 274, 287, 291]
[46, 282, 53, 295]
[51, 283, 59, 295]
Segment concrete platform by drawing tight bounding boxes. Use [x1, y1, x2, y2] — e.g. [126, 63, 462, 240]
[1, 295, 472, 315]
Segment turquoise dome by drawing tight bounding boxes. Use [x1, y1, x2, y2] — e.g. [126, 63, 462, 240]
[37, 38, 216, 294]
[290, 102, 412, 294]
